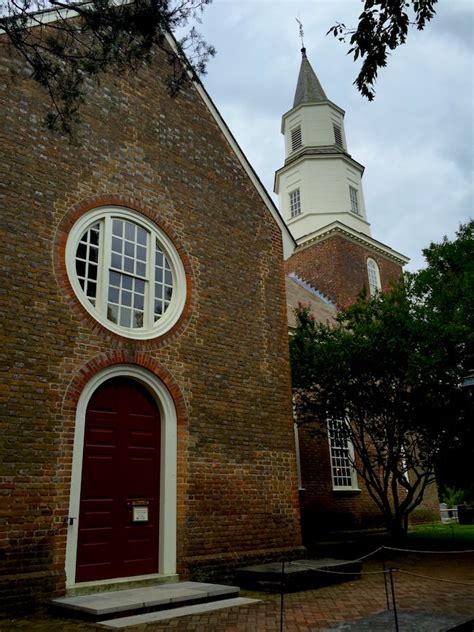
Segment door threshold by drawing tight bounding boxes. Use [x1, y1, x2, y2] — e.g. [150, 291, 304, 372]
[65, 573, 179, 597]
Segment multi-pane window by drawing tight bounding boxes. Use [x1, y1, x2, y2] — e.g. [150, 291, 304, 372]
[349, 186, 360, 215]
[291, 126, 302, 152]
[367, 258, 381, 296]
[333, 124, 343, 148]
[289, 188, 301, 218]
[67, 208, 185, 339]
[328, 419, 358, 490]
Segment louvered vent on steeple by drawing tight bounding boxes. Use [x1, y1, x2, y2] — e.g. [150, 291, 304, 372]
[291, 126, 302, 151]
[333, 124, 343, 148]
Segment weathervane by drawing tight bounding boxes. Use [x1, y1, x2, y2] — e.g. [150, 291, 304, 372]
[296, 16, 306, 54]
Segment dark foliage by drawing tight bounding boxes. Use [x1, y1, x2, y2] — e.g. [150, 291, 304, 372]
[290, 221, 473, 539]
[328, 0, 438, 100]
[0, 0, 214, 134]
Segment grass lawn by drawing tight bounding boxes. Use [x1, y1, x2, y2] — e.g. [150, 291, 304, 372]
[407, 522, 474, 547]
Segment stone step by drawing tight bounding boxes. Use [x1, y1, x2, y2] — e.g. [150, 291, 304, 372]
[51, 581, 240, 620]
[98, 597, 261, 629]
[236, 558, 362, 591]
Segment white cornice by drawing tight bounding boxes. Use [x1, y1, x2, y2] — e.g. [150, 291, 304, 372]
[274, 151, 365, 193]
[296, 221, 410, 265]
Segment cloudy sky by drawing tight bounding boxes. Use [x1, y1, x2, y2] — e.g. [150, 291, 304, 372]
[192, 0, 473, 270]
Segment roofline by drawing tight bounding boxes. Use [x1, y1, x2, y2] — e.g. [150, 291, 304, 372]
[174, 38, 296, 259]
[295, 221, 410, 265]
[1, 2, 297, 259]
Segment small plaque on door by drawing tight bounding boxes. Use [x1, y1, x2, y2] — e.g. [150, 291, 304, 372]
[132, 506, 149, 522]
[132, 502, 149, 523]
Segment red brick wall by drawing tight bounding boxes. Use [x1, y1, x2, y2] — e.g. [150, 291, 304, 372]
[285, 234, 403, 308]
[298, 426, 384, 540]
[0, 41, 302, 611]
[288, 237, 408, 537]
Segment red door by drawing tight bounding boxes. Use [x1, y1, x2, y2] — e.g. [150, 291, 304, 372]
[76, 377, 160, 582]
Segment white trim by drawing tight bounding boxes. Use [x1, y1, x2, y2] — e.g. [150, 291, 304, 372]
[65, 364, 177, 587]
[367, 257, 382, 295]
[295, 221, 410, 265]
[327, 419, 359, 492]
[293, 422, 304, 491]
[65, 206, 187, 340]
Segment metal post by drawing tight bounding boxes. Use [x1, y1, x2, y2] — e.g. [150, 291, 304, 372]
[381, 547, 390, 610]
[280, 560, 285, 632]
[389, 568, 399, 632]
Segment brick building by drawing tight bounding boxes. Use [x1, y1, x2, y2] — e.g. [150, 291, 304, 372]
[0, 23, 304, 612]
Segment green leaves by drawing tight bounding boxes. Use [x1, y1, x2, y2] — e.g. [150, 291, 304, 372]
[328, 0, 438, 100]
[0, 0, 215, 135]
[290, 221, 472, 536]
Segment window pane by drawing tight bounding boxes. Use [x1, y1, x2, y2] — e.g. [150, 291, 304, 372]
[136, 227, 147, 245]
[134, 294, 144, 310]
[112, 219, 123, 237]
[121, 290, 132, 307]
[107, 304, 118, 323]
[76, 260, 86, 278]
[111, 237, 122, 253]
[89, 263, 98, 281]
[125, 221, 135, 241]
[133, 311, 144, 328]
[136, 262, 146, 278]
[75, 222, 102, 306]
[136, 246, 146, 262]
[124, 241, 134, 257]
[111, 253, 122, 269]
[120, 307, 131, 327]
[76, 243, 87, 260]
[122, 275, 133, 290]
[110, 271, 120, 287]
[108, 287, 119, 304]
[86, 282, 96, 298]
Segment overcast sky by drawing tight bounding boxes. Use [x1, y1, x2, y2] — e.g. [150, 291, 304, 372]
[194, 0, 473, 270]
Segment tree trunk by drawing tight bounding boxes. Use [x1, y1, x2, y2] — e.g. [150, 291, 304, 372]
[386, 513, 409, 544]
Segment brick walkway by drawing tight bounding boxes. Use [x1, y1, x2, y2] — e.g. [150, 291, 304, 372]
[1, 553, 473, 631]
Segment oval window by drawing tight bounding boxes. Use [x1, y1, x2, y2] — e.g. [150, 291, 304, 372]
[66, 207, 186, 339]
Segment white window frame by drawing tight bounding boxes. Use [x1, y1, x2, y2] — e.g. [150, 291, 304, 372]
[289, 188, 301, 218]
[367, 258, 382, 296]
[66, 206, 187, 340]
[327, 419, 359, 491]
[349, 186, 360, 215]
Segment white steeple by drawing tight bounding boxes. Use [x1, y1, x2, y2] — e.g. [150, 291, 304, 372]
[275, 48, 372, 244]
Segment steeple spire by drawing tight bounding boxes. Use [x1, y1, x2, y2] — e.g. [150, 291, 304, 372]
[293, 48, 327, 107]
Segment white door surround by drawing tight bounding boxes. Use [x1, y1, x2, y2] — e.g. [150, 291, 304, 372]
[65, 364, 177, 587]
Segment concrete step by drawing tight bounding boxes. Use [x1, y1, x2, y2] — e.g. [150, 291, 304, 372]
[51, 581, 240, 620]
[98, 597, 261, 629]
[236, 558, 362, 591]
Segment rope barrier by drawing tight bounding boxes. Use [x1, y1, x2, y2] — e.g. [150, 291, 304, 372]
[397, 569, 474, 587]
[383, 546, 474, 555]
[288, 561, 389, 576]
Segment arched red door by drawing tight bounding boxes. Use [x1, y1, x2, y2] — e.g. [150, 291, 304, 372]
[76, 377, 160, 582]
